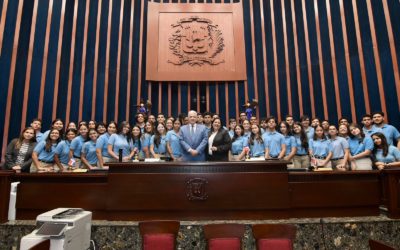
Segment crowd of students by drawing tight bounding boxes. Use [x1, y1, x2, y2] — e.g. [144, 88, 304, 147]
[1, 110, 400, 173]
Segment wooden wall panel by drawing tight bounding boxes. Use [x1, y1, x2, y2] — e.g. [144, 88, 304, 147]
[1, 0, 400, 157]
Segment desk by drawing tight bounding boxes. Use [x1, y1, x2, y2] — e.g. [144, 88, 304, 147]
[0, 161, 395, 222]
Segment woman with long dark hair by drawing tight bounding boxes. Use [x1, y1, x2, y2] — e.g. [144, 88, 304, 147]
[249, 124, 265, 158]
[292, 122, 310, 168]
[96, 121, 117, 168]
[107, 121, 134, 162]
[230, 125, 249, 161]
[328, 125, 349, 171]
[309, 125, 332, 168]
[54, 128, 77, 171]
[348, 123, 374, 170]
[150, 123, 168, 158]
[131, 125, 143, 159]
[166, 119, 183, 161]
[141, 122, 154, 158]
[371, 132, 400, 170]
[31, 129, 61, 172]
[41, 119, 64, 142]
[278, 121, 296, 163]
[207, 118, 232, 161]
[81, 129, 99, 169]
[69, 124, 89, 168]
[3, 127, 37, 172]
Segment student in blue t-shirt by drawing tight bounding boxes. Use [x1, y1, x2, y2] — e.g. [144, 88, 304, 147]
[328, 125, 350, 171]
[31, 129, 62, 173]
[166, 119, 183, 161]
[348, 123, 374, 170]
[141, 122, 154, 158]
[372, 112, 400, 148]
[108, 121, 135, 162]
[69, 124, 89, 167]
[150, 123, 168, 158]
[227, 118, 237, 139]
[309, 125, 332, 168]
[249, 124, 265, 157]
[131, 125, 143, 159]
[263, 117, 286, 159]
[230, 125, 249, 161]
[96, 121, 117, 168]
[82, 129, 99, 169]
[278, 121, 296, 162]
[54, 128, 77, 171]
[292, 122, 310, 168]
[371, 132, 400, 170]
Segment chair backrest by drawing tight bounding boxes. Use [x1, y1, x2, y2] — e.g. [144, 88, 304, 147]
[203, 224, 245, 250]
[369, 239, 396, 250]
[138, 221, 180, 250]
[252, 224, 297, 250]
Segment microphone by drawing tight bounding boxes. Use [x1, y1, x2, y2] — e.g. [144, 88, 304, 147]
[118, 149, 123, 162]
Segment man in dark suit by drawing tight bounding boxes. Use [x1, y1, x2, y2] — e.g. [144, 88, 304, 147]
[179, 110, 208, 161]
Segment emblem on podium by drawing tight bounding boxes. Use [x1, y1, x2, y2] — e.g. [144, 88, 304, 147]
[186, 178, 208, 201]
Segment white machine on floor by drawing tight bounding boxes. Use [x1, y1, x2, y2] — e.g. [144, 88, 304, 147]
[20, 208, 92, 250]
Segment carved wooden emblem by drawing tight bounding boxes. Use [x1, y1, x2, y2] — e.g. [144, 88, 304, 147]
[186, 178, 208, 201]
[168, 16, 225, 66]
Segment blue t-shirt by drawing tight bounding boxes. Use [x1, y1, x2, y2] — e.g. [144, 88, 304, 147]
[41, 130, 50, 142]
[166, 130, 183, 157]
[231, 136, 249, 155]
[141, 133, 152, 149]
[309, 138, 331, 157]
[363, 126, 382, 138]
[82, 141, 98, 165]
[305, 127, 315, 141]
[329, 137, 349, 158]
[34, 141, 58, 162]
[108, 134, 133, 157]
[348, 136, 374, 156]
[294, 135, 308, 155]
[249, 139, 265, 157]
[374, 124, 400, 146]
[36, 132, 44, 143]
[150, 135, 167, 154]
[96, 133, 111, 158]
[55, 140, 71, 164]
[263, 131, 285, 157]
[374, 145, 400, 163]
[228, 130, 234, 139]
[283, 135, 296, 156]
[70, 136, 86, 157]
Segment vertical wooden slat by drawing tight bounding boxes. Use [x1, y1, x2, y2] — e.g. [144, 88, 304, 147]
[187, 83, 191, 111]
[91, 0, 103, 120]
[158, 83, 162, 113]
[114, 0, 125, 121]
[301, 0, 315, 117]
[206, 83, 210, 111]
[197, 83, 200, 113]
[103, 0, 113, 120]
[38, 0, 54, 118]
[168, 82, 171, 116]
[0, 0, 9, 56]
[51, 0, 67, 120]
[148, 82, 152, 102]
[126, 0, 135, 121]
[234, 82, 239, 120]
[259, 0, 270, 116]
[365, 0, 386, 113]
[21, 0, 39, 129]
[65, 0, 80, 126]
[339, 0, 356, 122]
[271, 0, 281, 120]
[325, 0, 341, 118]
[249, 0, 259, 118]
[281, 0, 292, 116]
[78, 0, 91, 122]
[178, 84, 181, 114]
[382, 0, 400, 111]
[215, 83, 219, 114]
[291, 0, 303, 115]
[1, 0, 24, 161]
[137, 0, 145, 105]
[313, 0, 328, 120]
[225, 82, 229, 125]
[352, 0, 370, 114]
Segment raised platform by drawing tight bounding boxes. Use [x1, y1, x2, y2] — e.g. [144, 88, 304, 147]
[1, 215, 400, 249]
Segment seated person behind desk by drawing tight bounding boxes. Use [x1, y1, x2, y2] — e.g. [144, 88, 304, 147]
[278, 121, 296, 163]
[150, 123, 168, 158]
[69, 124, 89, 168]
[31, 129, 61, 172]
[96, 121, 117, 168]
[292, 122, 310, 168]
[328, 125, 349, 171]
[230, 125, 249, 161]
[249, 125, 265, 158]
[207, 118, 232, 161]
[107, 121, 135, 162]
[371, 132, 400, 170]
[54, 128, 77, 171]
[3, 127, 37, 173]
[348, 123, 374, 170]
[263, 117, 286, 159]
[131, 125, 144, 159]
[166, 119, 183, 161]
[81, 129, 99, 170]
[309, 125, 332, 168]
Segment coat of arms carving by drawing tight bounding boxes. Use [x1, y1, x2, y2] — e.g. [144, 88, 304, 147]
[168, 16, 225, 66]
[186, 178, 208, 201]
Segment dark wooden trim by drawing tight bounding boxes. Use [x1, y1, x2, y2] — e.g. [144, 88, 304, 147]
[249, 0, 259, 118]
[126, 0, 135, 121]
[158, 82, 162, 113]
[0, 171, 13, 223]
[137, 0, 145, 105]
[103, 0, 113, 120]
[92, 0, 103, 120]
[291, 0, 303, 116]
[0, 0, 9, 56]
[115, 0, 125, 122]
[259, 0, 270, 116]
[168, 83, 172, 116]
[271, 0, 281, 120]
[281, 0, 293, 116]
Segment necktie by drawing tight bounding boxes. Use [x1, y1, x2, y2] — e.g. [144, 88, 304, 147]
[190, 125, 194, 135]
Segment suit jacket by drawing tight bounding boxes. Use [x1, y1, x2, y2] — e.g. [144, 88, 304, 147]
[179, 124, 208, 161]
[207, 129, 232, 161]
[5, 139, 36, 172]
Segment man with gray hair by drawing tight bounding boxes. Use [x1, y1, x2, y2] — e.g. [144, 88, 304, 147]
[179, 110, 208, 161]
